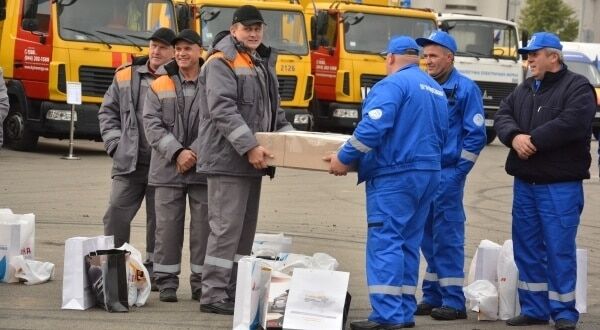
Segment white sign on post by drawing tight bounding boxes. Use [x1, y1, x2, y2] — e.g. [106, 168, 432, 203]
[66, 82, 82, 105]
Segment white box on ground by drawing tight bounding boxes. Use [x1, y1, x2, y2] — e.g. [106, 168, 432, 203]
[283, 268, 349, 330]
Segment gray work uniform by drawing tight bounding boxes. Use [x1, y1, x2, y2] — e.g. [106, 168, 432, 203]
[0, 68, 9, 149]
[98, 59, 159, 270]
[196, 35, 293, 304]
[143, 60, 209, 294]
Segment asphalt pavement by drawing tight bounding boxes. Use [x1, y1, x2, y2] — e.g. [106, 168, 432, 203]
[0, 138, 598, 329]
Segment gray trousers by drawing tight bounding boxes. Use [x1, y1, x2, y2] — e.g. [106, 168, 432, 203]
[153, 184, 209, 293]
[200, 175, 261, 304]
[102, 174, 156, 270]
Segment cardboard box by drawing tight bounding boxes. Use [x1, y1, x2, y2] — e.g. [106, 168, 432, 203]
[255, 132, 350, 171]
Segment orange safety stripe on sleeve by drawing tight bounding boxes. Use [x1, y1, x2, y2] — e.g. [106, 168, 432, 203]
[115, 66, 132, 82]
[150, 75, 176, 93]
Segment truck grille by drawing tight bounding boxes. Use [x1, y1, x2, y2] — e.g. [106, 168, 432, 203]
[79, 66, 115, 97]
[475, 81, 517, 109]
[360, 74, 385, 89]
[278, 76, 296, 101]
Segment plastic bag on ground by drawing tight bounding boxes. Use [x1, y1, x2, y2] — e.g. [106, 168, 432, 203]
[7, 255, 54, 284]
[464, 279, 499, 321]
[270, 252, 339, 275]
[467, 239, 501, 286]
[252, 233, 292, 258]
[116, 243, 151, 307]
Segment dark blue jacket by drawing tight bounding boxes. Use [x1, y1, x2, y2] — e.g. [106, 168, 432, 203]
[494, 66, 596, 183]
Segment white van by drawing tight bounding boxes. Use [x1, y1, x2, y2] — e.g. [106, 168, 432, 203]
[561, 42, 600, 69]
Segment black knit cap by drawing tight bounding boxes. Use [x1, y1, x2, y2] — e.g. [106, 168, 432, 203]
[232, 5, 265, 26]
[149, 27, 176, 46]
[172, 29, 202, 46]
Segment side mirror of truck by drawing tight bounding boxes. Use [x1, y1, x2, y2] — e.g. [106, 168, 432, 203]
[0, 0, 6, 21]
[22, 18, 39, 32]
[176, 4, 192, 32]
[316, 12, 328, 36]
[521, 30, 529, 61]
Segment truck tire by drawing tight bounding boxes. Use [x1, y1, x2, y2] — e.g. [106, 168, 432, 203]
[486, 128, 497, 144]
[4, 110, 39, 151]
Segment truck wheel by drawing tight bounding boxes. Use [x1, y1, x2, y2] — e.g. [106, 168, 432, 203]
[4, 110, 39, 151]
[486, 128, 497, 145]
[593, 127, 600, 141]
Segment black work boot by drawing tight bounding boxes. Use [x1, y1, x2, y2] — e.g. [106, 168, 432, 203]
[506, 315, 549, 326]
[430, 306, 467, 320]
[415, 302, 436, 316]
[159, 288, 178, 302]
[350, 319, 415, 330]
[554, 319, 576, 330]
[200, 298, 235, 315]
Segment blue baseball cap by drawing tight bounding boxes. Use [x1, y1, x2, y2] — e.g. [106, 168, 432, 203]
[416, 30, 457, 54]
[386, 36, 419, 55]
[518, 32, 562, 54]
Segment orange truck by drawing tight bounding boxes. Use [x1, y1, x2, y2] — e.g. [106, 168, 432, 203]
[300, 0, 437, 132]
[176, 0, 314, 130]
[0, 0, 176, 150]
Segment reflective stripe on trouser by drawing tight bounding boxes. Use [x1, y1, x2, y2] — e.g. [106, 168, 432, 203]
[102, 173, 156, 249]
[153, 185, 209, 292]
[365, 170, 440, 324]
[512, 178, 582, 322]
[201, 175, 261, 304]
[420, 167, 466, 310]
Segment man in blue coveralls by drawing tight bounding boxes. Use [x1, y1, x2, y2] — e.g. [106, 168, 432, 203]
[414, 31, 486, 321]
[326, 36, 448, 329]
[494, 32, 596, 330]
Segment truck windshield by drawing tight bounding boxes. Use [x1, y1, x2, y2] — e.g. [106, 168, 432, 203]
[200, 6, 308, 55]
[443, 20, 519, 60]
[343, 13, 436, 54]
[57, 0, 175, 47]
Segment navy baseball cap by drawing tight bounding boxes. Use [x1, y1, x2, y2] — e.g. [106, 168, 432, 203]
[518, 32, 562, 54]
[172, 29, 202, 46]
[386, 36, 419, 55]
[149, 27, 176, 46]
[232, 5, 265, 26]
[416, 30, 457, 54]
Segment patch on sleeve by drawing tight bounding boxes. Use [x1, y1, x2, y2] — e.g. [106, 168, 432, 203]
[368, 109, 383, 120]
[473, 113, 484, 127]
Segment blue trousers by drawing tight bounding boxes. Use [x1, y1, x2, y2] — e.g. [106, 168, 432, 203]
[365, 170, 440, 325]
[512, 178, 582, 322]
[420, 167, 467, 311]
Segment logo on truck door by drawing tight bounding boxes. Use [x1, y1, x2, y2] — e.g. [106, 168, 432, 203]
[482, 90, 493, 100]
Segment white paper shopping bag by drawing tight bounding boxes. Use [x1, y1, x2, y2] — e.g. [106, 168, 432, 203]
[497, 240, 520, 320]
[61, 235, 114, 310]
[0, 210, 36, 282]
[576, 248, 587, 313]
[283, 268, 349, 330]
[233, 256, 272, 330]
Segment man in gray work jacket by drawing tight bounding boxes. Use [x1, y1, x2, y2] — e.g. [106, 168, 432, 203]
[143, 29, 208, 303]
[98, 28, 175, 288]
[196, 5, 293, 315]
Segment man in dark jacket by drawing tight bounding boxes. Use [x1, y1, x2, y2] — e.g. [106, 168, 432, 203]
[494, 32, 596, 330]
[98, 28, 175, 288]
[196, 5, 293, 315]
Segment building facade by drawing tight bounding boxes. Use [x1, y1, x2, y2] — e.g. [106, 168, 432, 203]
[411, 0, 600, 42]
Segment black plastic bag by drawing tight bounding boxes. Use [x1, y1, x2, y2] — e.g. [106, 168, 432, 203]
[85, 249, 129, 312]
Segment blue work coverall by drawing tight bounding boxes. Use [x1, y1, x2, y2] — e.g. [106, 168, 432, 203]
[337, 63, 448, 325]
[420, 68, 486, 311]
